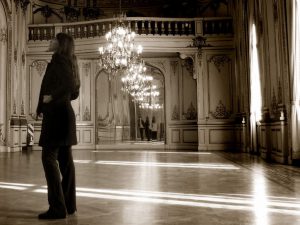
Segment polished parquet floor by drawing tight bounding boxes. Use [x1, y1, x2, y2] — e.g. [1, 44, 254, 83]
[1, 149, 300, 225]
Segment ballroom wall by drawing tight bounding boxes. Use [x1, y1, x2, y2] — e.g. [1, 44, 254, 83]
[5, 0, 299, 162]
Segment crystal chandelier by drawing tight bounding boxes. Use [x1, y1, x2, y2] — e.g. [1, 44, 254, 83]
[98, 13, 143, 74]
[121, 60, 153, 99]
[137, 84, 163, 110]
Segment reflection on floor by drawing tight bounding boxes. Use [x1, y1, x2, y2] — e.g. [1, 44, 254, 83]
[1, 150, 300, 225]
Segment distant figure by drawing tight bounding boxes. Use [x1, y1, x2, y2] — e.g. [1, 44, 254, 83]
[137, 116, 144, 141]
[144, 116, 150, 141]
[36, 32, 80, 220]
[151, 116, 158, 140]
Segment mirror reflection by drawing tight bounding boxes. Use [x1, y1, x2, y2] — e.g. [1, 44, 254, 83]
[96, 65, 165, 144]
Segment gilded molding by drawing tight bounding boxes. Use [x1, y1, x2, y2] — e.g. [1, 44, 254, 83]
[208, 55, 231, 73]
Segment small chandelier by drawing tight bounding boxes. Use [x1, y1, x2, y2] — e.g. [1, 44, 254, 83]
[98, 12, 143, 75]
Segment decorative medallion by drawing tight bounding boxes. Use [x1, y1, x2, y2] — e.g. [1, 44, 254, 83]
[171, 105, 179, 120]
[191, 36, 210, 49]
[211, 100, 231, 119]
[208, 55, 231, 73]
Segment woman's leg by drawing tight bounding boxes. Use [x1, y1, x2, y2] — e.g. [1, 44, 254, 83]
[41, 147, 66, 217]
[58, 146, 76, 214]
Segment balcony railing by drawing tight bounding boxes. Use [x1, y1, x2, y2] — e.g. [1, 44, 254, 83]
[28, 17, 233, 41]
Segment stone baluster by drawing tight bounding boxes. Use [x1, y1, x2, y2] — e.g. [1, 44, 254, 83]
[134, 21, 138, 34]
[174, 22, 178, 35]
[154, 21, 158, 35]
[102, 23, 106, 35]
[161, 22, 165, 35]
[141, 20, 145, 34]
[96, 24, 99, 36]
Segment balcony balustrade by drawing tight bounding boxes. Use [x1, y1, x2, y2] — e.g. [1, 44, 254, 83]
[28, 17, 232, 41]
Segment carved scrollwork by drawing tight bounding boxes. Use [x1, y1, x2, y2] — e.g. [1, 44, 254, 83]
[21, 100, 25, 115]
[22, 50, 26, 67]
[32, 60, 48, 76]
[171, 105, 179, 120]
[211, 100, 231, 119]
[271, 88, 277, 115]
[14, 46, 17, 64]
[208, 55, 231, 73]
[181, 58, 193, 75]
[0, 28, 7, 43]
[83, 106, 91, 121]
[278, 81, 282, 104]
[0, 123, 5, 144]
[183, 102, 197, 120]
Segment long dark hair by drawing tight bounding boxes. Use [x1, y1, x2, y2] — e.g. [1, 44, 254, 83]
[56, 32, 80, 88]
[56, 32, 74, 57]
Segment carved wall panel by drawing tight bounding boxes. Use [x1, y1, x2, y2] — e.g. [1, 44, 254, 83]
[182, 58, 197, 120]
[170, 60, 179, 120]
[170, 58, 197, 121]
[207, 54, 233, 119]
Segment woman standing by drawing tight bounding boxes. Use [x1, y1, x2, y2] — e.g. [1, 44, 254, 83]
[36, 33, 80, 219]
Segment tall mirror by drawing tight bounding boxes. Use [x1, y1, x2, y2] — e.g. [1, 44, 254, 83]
[96, 65, 165, 145]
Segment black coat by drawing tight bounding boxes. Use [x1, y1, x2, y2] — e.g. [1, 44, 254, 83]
[37, 53, 79, 147]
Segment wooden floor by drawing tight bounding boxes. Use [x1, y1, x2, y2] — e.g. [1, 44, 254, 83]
[1, 149, 300, 225]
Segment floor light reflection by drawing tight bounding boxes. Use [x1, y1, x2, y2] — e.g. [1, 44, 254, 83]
[92, 150, 211, 155]
[73, 160, 92, 164]
[1, 181, 300, 215]
[253, 171, 269, 225]
[94, 161, 239, 170]
[33, 188, 300, 215]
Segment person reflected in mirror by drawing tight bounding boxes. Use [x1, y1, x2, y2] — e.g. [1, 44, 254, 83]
[144, 116, 151, 141]
[151, 116, 157, 140]
[137, 116, 144, 141]
[36, 32, 80, 220]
